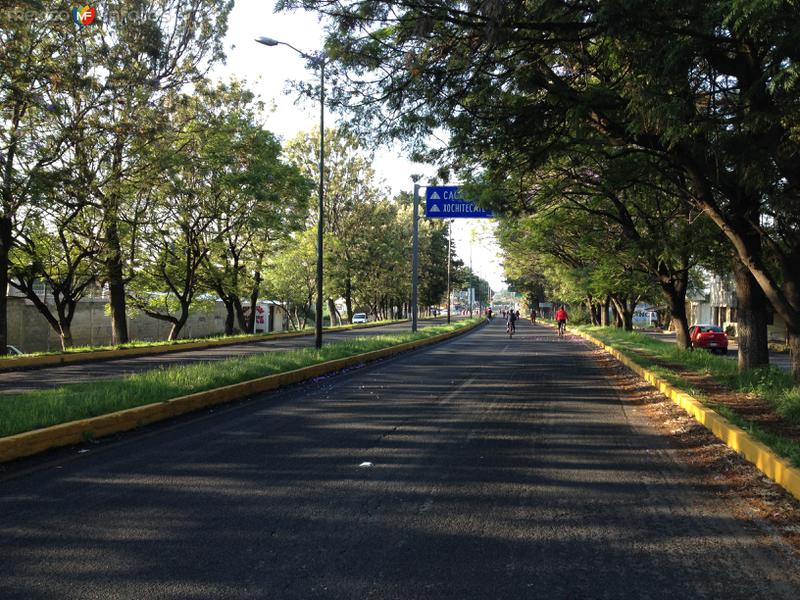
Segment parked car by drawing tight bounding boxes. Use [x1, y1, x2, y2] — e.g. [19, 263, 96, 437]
[351, 313, 368, 324]
[6, 345, 24, 356]
[689, 324, 729, 354]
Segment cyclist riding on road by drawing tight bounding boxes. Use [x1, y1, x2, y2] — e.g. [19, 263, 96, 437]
[507, 309, 518, 335]
[555, 305, 568, 336]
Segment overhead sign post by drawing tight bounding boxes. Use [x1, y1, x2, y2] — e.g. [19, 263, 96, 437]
[411, 183, 493, 333]
[425, 186, 493, 219]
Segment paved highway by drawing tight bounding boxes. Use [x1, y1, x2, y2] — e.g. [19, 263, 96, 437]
[0, 319, 457, 395]
[1, 320, 798, 599]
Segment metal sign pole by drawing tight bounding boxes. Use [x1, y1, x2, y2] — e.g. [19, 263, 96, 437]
[411, 183, 419, 332]
[446, 219, 452, 324]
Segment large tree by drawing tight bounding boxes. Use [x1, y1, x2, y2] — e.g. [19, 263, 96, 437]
[82, 0, 233, 343]
[285, 127, 384, 321]
[0, 2, 89, 353]
[191, 81, 311, 335]
[287, 0, 800, 378]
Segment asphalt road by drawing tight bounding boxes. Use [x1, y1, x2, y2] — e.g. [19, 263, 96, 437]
[636, 329, 792, 372]
[0, 318, 457, 395]
[1, 320, 798, 599]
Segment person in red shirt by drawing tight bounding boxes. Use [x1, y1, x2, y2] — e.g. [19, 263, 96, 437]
[555, 306, 568, 335]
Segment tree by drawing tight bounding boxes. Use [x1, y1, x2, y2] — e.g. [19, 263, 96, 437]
[265, 230, 319, 331]
[191, 81, 310, 335]
[291, 0, 800, 378]
[83, 0, 233, 343]
[285, 128, 383, 322]
[1, 3, 88, 353]
[9, 181, 102, 349]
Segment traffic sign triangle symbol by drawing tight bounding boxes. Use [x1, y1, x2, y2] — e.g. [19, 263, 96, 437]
[429, 204, 441, 213]
[429, 191, 441, 200]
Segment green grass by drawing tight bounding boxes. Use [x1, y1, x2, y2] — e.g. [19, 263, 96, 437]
[577, 325, 800, 465]
[0, 319, 478, 438]
[2, 318, 408, 360]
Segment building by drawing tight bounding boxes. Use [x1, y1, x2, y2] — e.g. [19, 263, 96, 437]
[685, 273, 787, 342]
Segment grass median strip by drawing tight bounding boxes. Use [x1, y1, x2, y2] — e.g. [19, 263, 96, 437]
[577, 325, 800, 466]
[0, 319, 478, 438]
[1, 318, 408, 360]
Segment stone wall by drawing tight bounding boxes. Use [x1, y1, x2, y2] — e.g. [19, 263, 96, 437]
[7, 297, 287, 353]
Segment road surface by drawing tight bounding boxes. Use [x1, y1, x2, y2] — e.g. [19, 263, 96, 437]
[1, 320, 798, 599]
[0, 318, 457, 395]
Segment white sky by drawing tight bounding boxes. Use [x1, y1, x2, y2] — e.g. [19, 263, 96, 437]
[214, 0, 506, 291]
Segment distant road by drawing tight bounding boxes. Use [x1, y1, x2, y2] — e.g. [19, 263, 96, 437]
[0, 318, 460, 395]
[636, 329, 791, 372]
[1, 319, 797, 599]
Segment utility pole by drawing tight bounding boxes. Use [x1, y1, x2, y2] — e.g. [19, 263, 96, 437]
[411, 183, 419, 332]
[446, 219, 452, 324]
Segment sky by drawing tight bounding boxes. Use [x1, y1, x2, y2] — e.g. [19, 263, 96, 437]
[214, 1, 507, 292]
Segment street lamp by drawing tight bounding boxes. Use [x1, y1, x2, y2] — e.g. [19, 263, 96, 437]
[256, 36, 326, 349]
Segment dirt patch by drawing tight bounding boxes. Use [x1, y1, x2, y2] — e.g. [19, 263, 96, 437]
[588, 346, 800, 555]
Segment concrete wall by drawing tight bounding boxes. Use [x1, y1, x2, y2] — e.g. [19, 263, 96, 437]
[8, 297, 287, 353]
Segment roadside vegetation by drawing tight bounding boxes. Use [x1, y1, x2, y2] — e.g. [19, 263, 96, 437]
[2, 4, 489, 355]
[0, 320, 478, 438]
[578, 326, 800, 466]
[289, 1, 800, 382]
[0, 318, 409, 360]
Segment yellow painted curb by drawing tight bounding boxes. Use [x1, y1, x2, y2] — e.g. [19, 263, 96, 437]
[0, 319, 412, 372]
[573, 328, 800, 502]
[0, 320, 484, 464]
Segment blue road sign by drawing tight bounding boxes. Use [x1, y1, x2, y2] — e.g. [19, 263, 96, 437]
[425, 186, 493, 219]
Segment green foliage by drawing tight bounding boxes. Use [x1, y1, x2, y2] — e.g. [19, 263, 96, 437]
[288, 0, 800, 378]
[264, 229, 318, 330]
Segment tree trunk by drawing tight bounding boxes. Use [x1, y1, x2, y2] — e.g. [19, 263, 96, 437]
[106, 217, 129, 344]
[589, 299, 601, 325]
[789, 330, 800, 382]
[168, 306, 189, 341]
[663, 287, 690, 349]
[733, 257, 769, 371]
[0, 216, 11, 355]
[601, 295, 611, 327]
[59, 324, 74, 351]
[233, 296, 247, 333]
[344, 276, 353, 322]
[223, 297, 236, 336]
[247, 271, 262, 334]
[622, 304, 633, 331]
[55, 298, 76, 350]
[611, 296, 634, 331]
[327, 297, 341, 325]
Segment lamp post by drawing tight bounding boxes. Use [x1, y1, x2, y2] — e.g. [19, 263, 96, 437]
[256, 36, 325, 349]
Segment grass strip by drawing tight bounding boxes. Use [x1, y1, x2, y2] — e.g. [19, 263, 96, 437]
[3, 318, 409, 359]
[577, 325, 800, 466]
[0, 319, 478, 438]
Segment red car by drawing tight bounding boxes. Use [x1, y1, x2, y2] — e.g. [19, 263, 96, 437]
[689, 324, 729, 354]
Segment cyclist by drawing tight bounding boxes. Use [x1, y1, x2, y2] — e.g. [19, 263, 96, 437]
[530, 308, 537, 324]
[555, 305, 568, 336]
[506, 309, 518, 337]
[487, 307, 493, 320]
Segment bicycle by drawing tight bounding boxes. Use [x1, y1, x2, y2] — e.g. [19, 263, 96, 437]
[557, 320, 566, 337]
[506, 321, 515, 339]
